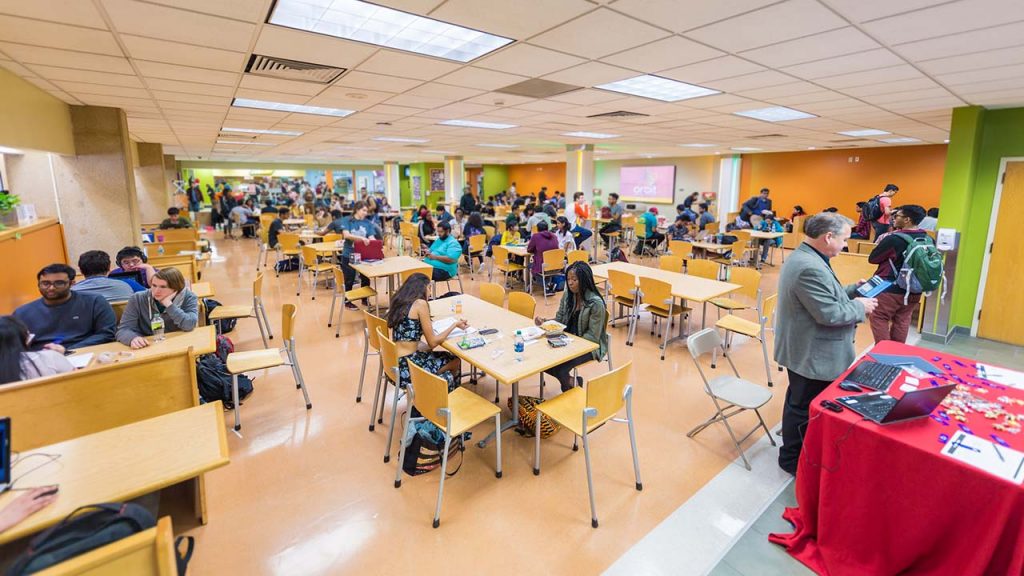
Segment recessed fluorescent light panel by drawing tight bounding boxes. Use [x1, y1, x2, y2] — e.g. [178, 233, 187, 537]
[731, 147, 762, 152]
[222, 127, 303, 136]
[733, 106, 816, 122]
[562, 131, 619, 139]
[216, 140, 275, 146]
[595, 74, 719, 102]
[373, 137, 430, 143]
[476, 143, 517, 148]
[439, 119, 516, 129]
[0, 146, 23, 154]
[837, 129, 890, 137]
[268, 0, 514, 63]
[679, 143, 715, 148]
[232, 98, 355, 117]
[880, 137, 922, 143]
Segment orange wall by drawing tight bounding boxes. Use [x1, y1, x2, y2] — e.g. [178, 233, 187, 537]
[738, 145, 947, 221]
[507, 162, 566, 195]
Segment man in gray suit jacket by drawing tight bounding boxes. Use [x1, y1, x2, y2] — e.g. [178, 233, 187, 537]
[775, 212, 878, 475]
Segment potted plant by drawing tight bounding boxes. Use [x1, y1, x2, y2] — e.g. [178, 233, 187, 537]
[0, 190, 21, 230]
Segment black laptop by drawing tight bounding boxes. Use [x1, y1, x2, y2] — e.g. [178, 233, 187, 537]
[836, 385, 955, 425]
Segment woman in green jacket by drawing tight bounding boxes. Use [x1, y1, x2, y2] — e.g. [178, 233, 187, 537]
[534, 261, 609, 392]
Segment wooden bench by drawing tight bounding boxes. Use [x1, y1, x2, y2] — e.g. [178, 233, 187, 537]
[34, 517, 178, 576]
[832, 252, 878, 286]
[145, 241, 199, 257]
[150, 229, 198, 243]
[147, 255, 200, 283]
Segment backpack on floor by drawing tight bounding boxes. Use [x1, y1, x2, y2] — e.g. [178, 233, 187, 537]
[7, 503, 155, 576]
[204, 299, 237, 334]
[274, 256, 300, 273]
[610, 245, 629, 263]
[545, 274, 565, 293]
[215, 335, 234, 363]
[196, 354, 253, 408]
[509, 395, 561, 439]
[402, 423, 464, 477]
[891, 233, 945, 304]
[864, 195, 884, 221]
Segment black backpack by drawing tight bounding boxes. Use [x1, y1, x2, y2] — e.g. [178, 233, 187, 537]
[196, 355, 253, 408]
[274, 256, 300, 273]
[864, 195, 884, 221]
[7, 503, 166, 575]
[203, 299, 236, 333]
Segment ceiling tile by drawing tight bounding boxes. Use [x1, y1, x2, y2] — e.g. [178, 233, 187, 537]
[610, 0, 780, 33]
[146, 78, 236, 97]
[815, 64, 923, 90]
[542, 61, 636, 86]
[825, 0, 951, 23]
[937, 63, 1024, 86]
[916, 45, 1024, 75]
[429, 0, 594, 39]
[739, 27, 880, 68]
[121, 35, 247, 72]
[101, 0, 256, 52]
[383, 93, 455, 109]
[306, 86, 393, 109]
[783, 48, 905, 80]
[705, 70, 795, 92]
[435, 66, 528, 91]
[333, 70, 423, 93]
[475, 43, 585, 77]
[463, 92, 534, 107]
[357, 50, 461, 81]
[548, 88, 628, 105]
[840, 77, 940, 97]
[25, 65, 143, 88]
[0, 15, 122, 55]
[0, 60, 36, 77]
[141, 0, 269, 22]
[512, 99, 577, 113]
[0, 0, 108, 28]
[660, 56, 765, 84]
[153, 90, 232, 105]
[685, 0, 847, 53]
[895, 21, 1024, 62]
[406, 83, 486, 101]
[54, 81, 150, 98]
[253, 25, 379, 71]
[600, 36, 724, 73]
[736, 81, 825, 100]
[238, 75, 325, 96]
[862, 0, 1024, 45]
[134, 61, 239, 86]
[530, 8, 671, 59]
[0, 43, 133, 74]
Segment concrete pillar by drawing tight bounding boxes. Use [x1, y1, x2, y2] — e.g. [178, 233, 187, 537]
[50, 106, 141, 264]
[383, 161, 400, 209]
[135, 142, 170, 224]
[4, 151, 61, 220]
[565, 144, 595, 203]
[443, 155, 464, 206]
[716, 155, 741, 224]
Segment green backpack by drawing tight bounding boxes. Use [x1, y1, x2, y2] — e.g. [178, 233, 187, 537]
[891, 233, 945, 304]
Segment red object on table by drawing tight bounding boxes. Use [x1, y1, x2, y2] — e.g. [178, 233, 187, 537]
[769, 341, 1024, 575]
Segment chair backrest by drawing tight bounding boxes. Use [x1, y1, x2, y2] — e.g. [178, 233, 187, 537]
[567, 250, 588, 265]
[468, 234, 486, 252]
[364, 310, 388, 352]
[659, 255, 683, 272]
[304, 214, 315, 226]
[542, 248, 566, 272]
[585, 361, 631, 427]
[728, 267, 761, 301]
[41, 516, 178, 576]
[668, 240, 692, 259]
[401, 209, 413, 221]
[410, 233, 422, 255]
[508, 291, 536, 318]
[479, 282, 506, 307]
[831, 252, 877, 286]
[732, 229, 752, 248]
[282, 302, 296, 341]
[321, 233, 342, 244]
[153, 228, 198, 242]
[483, 225, 495, 238]
[301, 245, 319, 266]
[278, 232, 300, 252]
[331, 267, 345, 291]
[845, 238, 860, 254]
[376, 326, 400, 384]
[496, 220, 507, 235]
[634, 219, 646, 237]
[686, 327, 722, 359]
[705, 222, 719, 235]
[855, 241, 876, 255]
[686, 259, 719, 280]
[408, 362, 450, 430]
[608, 269, 637, 301]
[259, 224, 270, 244]
[493, 245, 511, 266]
[158, 258, 199, 284]
[111, 300, 128, 323]
[762, 293, 778, 329]
[638, 276, 673, 309]
[253, 271, 265, 300]
[399, 266, 433, 284]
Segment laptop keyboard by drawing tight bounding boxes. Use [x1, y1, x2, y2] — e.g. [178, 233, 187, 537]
[850, 395, 897, 421]
[846, 362, 903, 392]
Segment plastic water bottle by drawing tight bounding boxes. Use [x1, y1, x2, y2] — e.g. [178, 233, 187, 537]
[157, 244, 165, 255]
[514, 330, 525, 362]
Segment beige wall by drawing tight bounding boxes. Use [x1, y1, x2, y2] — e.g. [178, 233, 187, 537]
[135, 142, 170, 223]
[4, 151, 60, 218]
[0, 69, 74, 155]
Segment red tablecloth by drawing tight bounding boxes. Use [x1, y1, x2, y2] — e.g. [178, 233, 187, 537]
[769, 341, 1024, 575]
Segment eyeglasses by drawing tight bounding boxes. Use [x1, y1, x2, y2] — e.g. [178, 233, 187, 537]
[121, 258, 144, 266]
[38, 280, 69, 288]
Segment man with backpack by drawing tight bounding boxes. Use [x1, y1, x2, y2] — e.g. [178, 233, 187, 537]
[865, 183, 898, 239]
[867, 205, 941, 343]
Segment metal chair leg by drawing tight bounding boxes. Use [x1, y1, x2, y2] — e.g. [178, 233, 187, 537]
[254, 307, 269, 349]
[231, 374, 241, 431]
[760, 335, 773, 387]
[290, 347, 312, 409]
[357, 329, 369, 402]
[369, 369, 385, 432]
[533, 410, 542, 475]
[327, 289, 339, 328]
[494, 413, 502, 478]
[626, 389, 643, 491]
[583, 430, 598, 528]
[394, 409, 414, 488]
[384, 387, 404, 463]
[432, 433, 453, 528]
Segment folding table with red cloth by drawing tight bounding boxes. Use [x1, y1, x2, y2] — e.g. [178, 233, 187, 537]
[769, 340, 1024, 575]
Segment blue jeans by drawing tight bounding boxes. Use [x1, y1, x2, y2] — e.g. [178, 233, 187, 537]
[571, 226, 592, 248]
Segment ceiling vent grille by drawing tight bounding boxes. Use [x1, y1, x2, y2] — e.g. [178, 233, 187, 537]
[245, 54, 346, 84]
[587, 110, 649, 118]
[750, 133, 786, 139]
[496, 79, 581, 98]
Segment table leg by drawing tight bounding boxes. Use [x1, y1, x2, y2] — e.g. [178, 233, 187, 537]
[477, 380, 519, 448]
[701, 301, 708, 329]
[663, 296, 691, 349]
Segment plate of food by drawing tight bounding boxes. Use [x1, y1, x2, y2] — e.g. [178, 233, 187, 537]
[540, 320, 566, 336]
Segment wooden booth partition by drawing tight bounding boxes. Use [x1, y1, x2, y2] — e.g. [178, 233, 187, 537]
[0, 218, 69, 314]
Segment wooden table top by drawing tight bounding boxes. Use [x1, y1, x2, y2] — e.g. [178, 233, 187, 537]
[690, 241, 732, 252]
[190, 281, 214, 299]
[748, 230, 784, 239]
[429, 295, 597, 385]
[0, 403, 230, 545]
[70, 325, 216, 368]
[352, 255, 428, 279]
[504, 244, 529, 257]
[591, 262, 739, 303]
[307, 242, 344, 254]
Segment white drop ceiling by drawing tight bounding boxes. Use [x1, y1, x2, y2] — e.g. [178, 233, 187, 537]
[1, 0, 1022, 164]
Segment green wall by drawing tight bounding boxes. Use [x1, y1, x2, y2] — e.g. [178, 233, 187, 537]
[482, 164, 509, 200]
[405, 162, 444, 208]
[940, 106, 1024, 328]
[399, 165, 411, 207]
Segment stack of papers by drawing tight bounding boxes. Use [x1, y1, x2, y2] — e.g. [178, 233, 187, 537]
[941, 432, 1024, 484]
[67, 353, 93, 369]
[515, 326, 545, 341]
[432, 317, 477, 339]
[978, 364, 1024, 389]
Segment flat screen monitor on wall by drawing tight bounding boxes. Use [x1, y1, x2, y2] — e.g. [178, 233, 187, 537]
[619, 165, 675, 204]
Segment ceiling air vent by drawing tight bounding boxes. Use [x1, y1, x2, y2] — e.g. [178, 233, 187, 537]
[587, 110, 649, 119]
[496, 79, 581, 99]
[245, 54, 346, 84]
[750, 133, 786, 139]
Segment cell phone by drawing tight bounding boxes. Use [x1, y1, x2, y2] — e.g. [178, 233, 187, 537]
[479, 328, 499, 336]
[856, 276, 894, 298]
[36, 486, 59, 499]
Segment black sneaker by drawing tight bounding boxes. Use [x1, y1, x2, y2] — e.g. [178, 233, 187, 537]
[345, 302, 359, 310]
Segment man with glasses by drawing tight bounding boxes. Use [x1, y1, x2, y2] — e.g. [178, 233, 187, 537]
[867, 205, 930, 344]
[112, 246, 157, 288]
[13, 264, 116, 353]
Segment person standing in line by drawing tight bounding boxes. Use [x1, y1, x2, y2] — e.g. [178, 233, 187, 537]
[919, 208, 939, 231]
[870, 184, 899, 239]
[740, 188, 772, 222]
[866, 205, 930, 344]
[774, 212, 878, 475]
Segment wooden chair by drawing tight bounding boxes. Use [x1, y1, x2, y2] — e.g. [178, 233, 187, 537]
[537, 248, 566, 304]
[275, 233, 301, 277]
[208, 272, 272, 348]
[567, 249, 589, 265]
[709, 267, 761, 316]
[257, 224, 272, 271]
[704, 221, 720, 235]
[637, 276, 688, 360]
[607, 269, 639, 346]
[533, 362, 641, 528]
[685, 328, 775, 470]
[832, 252, 877, 286]
[374, 327, 406, 463]
[714, 293, 777, 387]
[38, 516, 179, 575]
[329, 266, 378, 336]
[712, 229, 754, 268]
[395, 362, 502, 528]
[111, 300, 128, 323]
[668, 239, 693, 263]
[508, 291, 536, 319]
[357, 310, 388, 405]
[224, 303, 312, 431]
[659, 255, 684, 273]
[298, 245, 335, 300]
[633, 220, 660, 259]
[464, 234, 486, 278]
[478, 282, 506, 307]
[686, 259, 720, 281]
[399, 266, 433, 285]
[321, 233, 342, 244]
[855, 241, 876, 255]
[156, 258, 199, 284]
[483, 225, 495, 239]
[490, 245, 525, 287]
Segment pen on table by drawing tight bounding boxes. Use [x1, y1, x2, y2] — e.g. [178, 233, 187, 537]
[993, 443, 1005, 463]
